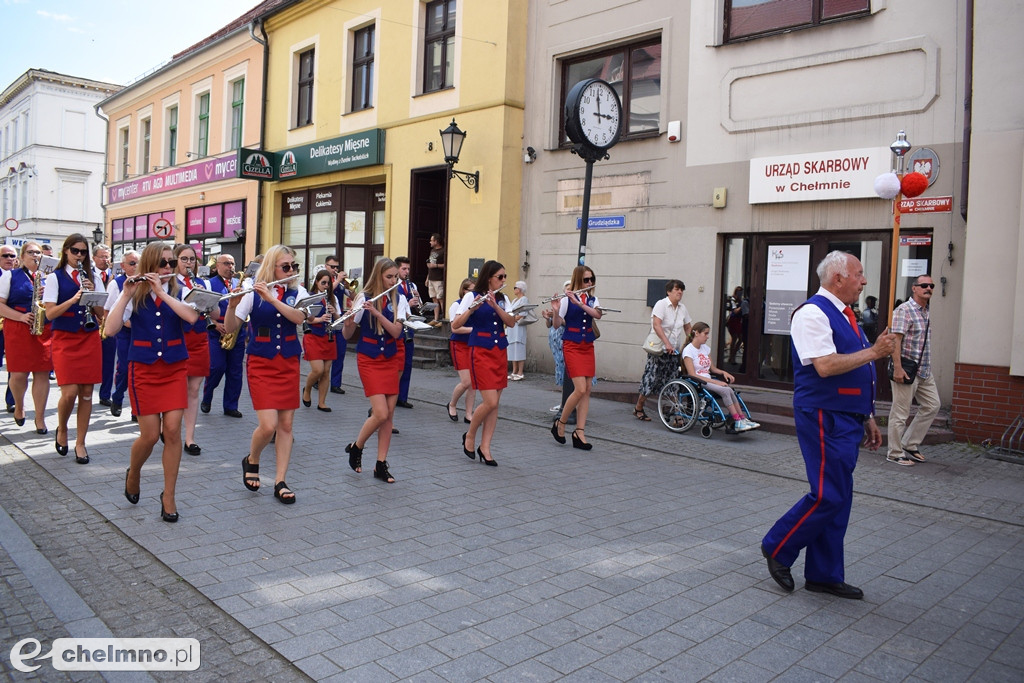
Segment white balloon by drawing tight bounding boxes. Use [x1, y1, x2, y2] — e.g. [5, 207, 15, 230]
[874, 172, 901, 199]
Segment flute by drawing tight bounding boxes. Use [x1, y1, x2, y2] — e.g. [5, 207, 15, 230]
[218, 274, 300, 301]
[331, 281, 401, 329]
[540, 284, 594, 304]
[467, 284, 506, 310]
[124, 273, 176, 284]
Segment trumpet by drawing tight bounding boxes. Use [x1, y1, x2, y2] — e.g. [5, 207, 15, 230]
[541, 284, 594, 304]
[467, 285, 506, 310]
[218, 274, 300, 301]
[331, 282, 400, 329]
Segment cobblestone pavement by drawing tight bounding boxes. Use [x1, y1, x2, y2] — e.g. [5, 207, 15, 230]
[2, 365, 1023, 681]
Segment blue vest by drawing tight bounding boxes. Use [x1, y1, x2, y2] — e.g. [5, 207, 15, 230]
[397, 280, 416, 341]
[561, 295, 597, 343]
[792, 294, 875, 416]
[128, 295, 189, 365]
[356, 296, 400, 358]
[179, 275, 209, 334]
[466, 294, 508, 349]
[51, 269, 93, 333]
[449, 326, 470, 344]
[306, 295, 333, 338]
[7, 268, 37, 312]
[245, 289, 301, 359]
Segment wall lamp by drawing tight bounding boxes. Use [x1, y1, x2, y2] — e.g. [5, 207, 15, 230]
[524, 146, 536, 164]
[92, 226, 106, 246]
[439, 118, 480, 193]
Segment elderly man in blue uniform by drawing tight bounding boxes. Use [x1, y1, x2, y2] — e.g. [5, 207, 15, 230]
[761, 251, 896, 599]
[202, 253, 246, 418]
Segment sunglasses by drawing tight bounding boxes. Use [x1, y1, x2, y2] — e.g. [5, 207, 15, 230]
[914, 283, 935, 289]
[0, 254, 16, 259]
[178, 255, 197, 263]
[495, 274, 507, 280]
[582, 277, 595, 284]
[280, 263, 301, 273]
[326, 264, 340, 270]
[158, 259, 179, 268]
[126, 261, 138, 266]
[68, 247, 89, 256]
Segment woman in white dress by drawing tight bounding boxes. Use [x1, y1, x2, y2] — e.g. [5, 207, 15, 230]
[506, 281, 528, 380]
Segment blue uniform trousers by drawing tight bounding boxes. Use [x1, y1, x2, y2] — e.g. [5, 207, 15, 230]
[398, 338, 414, 402]
[762, 408, 861, 584]
[1, 330, 12, 408]
[330, 333, 347, 388]
[203, 331, 245, 411]
[111, 328, 131, 407]
[99, 334, 117, 401]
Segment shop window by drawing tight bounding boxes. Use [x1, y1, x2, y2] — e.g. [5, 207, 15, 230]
[186, 201, 242, 241]
[352, 24, 375, 112]
[423, 0, 456, 93]
[724, 0, 870, 43]
[296, 48, 315, 127]
[559, 37, 661, 146]
[111, 210, 175, 251]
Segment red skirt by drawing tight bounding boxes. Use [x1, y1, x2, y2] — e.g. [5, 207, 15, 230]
[450, 340, 471, 372]
[303, 332, 338, 361]
[184, 329, 210, 377]
[128, 359, 188, 416]
[563, 339, 595, 378]
[469, 345, 508, 391]
[357, 344, 404, 397]
[51, 329, 102, 386]
[247, 354, 300, 411]
[4, 319, 53, 372]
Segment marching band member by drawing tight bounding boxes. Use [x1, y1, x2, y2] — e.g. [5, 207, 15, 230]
[343, 258, 408, 483]
[104, 250, 140, 418]
[94, 246, 116, 408]
[202, 253, 246, 418]
[0, 241, 53, 433]
[324, 255, 350, 394]
[445, 278, 476, 423]
[105, 242, 198, 522]
[550, 265, 602, 450]
[302, 267, 337, 411]
[451, 260, 516, 466]
[395, 256, 419, 409]
[0, 244, 17, 414]
[43, 233, 106, 464]
[173, 244, 210, 455]
[225, 245, 307, 504]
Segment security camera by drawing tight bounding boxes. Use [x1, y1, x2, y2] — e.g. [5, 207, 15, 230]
[524, 146, 537, 164]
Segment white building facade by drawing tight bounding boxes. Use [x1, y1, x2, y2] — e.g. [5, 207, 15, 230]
[0, 69, 120, 250]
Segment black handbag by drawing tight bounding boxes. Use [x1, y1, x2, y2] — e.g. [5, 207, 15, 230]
[887, 318, 929, 385]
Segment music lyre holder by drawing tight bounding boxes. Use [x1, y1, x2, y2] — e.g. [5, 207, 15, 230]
[184, 288, 224, 314]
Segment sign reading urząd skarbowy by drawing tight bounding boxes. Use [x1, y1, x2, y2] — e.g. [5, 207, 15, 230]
[749, 147, 891, 204]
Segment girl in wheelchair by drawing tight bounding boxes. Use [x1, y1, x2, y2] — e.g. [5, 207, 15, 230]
[681, 322, 760, 434]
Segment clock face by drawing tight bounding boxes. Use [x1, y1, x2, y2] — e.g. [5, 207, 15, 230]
[565, 78, 622, 151]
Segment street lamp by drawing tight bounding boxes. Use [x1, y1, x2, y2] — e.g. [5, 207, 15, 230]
[92, 226, 106, 246]
[887, 129, 911, 324]
[439, 118, 480, 193]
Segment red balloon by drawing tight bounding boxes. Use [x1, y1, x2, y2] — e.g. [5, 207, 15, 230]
[901, 172, 929, 198]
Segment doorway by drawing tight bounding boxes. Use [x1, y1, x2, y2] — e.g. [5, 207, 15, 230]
[408, 167, 449, 295]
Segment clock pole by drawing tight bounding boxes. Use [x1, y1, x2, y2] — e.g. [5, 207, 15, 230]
[578, 155, 595, 266]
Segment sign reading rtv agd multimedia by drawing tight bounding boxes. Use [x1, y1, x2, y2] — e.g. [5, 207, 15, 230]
[237, 129, 385, 182]
[749, 147, 891, 204]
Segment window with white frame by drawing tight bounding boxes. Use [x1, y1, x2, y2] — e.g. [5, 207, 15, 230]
[423, 0, 455, 93]
[723, 0, 870, 43]
[166, 104, 179, 166]
[296, 48, 315, 127]
[119, 126, 130, 179]
[351, 24, 375, 112]
[196, 92, 210, 157]
[229, 79, 245, 150]
[141, 117, 151, 174]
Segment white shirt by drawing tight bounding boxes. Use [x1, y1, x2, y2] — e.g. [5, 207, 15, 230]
[0, 268, 15, 299]
[233, 284, 310, 321]
[350, 291, 411, 324]
[791, 287, 846, 366]
[557, 294, 600, 317]
[651, 297, 691, 349]
[682, 342, 713, 377]
[42, 265, 106, 304]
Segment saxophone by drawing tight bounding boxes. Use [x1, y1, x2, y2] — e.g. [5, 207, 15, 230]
[221, 329, 239, 350]
[30, 269, 47, 336]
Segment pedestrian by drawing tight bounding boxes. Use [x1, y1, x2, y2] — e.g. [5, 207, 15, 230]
[761, 251, 896, 599]
[446, 278, 476, 423]
[860, 295, 879, 343]
[394, 256, 420, 409]
[452, 260, 516, 466]
[173, 244, 210, 456]
[202, 253, 246, 418]
[425, 233, 445, 326]
[506, 280, 529, 380]
[105, 242, 199, 522]
[343, 257, 408, 483]
[633, 279, 691, 421]
[104, 250, 140, 418]
[324, 254, 351, 394]
[887, 274, 941, 465]
[301, 267, 338, 412]
[93, 246, 116, 408]
[550, 266, 602, 450]
[540, 280, 569, 413]
[225, 245, 307, 504]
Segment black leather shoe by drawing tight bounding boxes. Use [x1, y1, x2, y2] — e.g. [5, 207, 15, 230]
[6, 405, 14, 413]
[224, 409, 243, 418]
[184, 442, 202, 456]
[330, 387, 346, 394]
[200, 402, 211, 413]
[761, 545, 794, 592]
[110, 403, 122, 417]
[99, 398, 112, 407]
[396, 400, 413, 409]
[805, 581, 863, 599]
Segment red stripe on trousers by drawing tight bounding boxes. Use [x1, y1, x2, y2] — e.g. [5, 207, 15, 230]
[771, 409, 826, 558]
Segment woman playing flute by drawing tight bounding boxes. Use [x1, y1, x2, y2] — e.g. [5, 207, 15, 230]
[173, 243, 209, 456]
[302, 267, 338, 411]
[550, 265, 602, 450]
[445, 278, 476, 423]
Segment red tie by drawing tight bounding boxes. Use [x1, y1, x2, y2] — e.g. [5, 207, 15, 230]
[276, 286, 285, 301]
[843, 306, 861, 338]
[72, 269, 80, 285]
[184, 277, 192, 288]
[101, 272, 108, 285]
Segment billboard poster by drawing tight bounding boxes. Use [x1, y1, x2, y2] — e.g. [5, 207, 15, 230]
[764, 244, 810, 335]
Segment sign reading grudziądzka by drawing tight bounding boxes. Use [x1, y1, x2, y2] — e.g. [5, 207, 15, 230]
[749, 147, 891, 204]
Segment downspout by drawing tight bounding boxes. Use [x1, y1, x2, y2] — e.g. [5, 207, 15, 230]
[960, 0, 973, 221]
[250, 17, 270, 253]
[94, 104, 111, 243]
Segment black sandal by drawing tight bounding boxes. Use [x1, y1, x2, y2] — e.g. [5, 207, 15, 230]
[373, 461, 395, 483]
[346, 442, 363, 472]
[242, 455, 260, 491]
[632, 407, 652, 422]
[274, 481, 296, 504]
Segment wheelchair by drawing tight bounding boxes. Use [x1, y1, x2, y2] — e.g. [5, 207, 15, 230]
[656, 374, 754, 438]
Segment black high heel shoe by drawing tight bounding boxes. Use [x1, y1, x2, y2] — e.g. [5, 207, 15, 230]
[302, 396, 312, 408]
[55, 427, 68, 456]
[571, 429, 593, 451]
[159, 492, 178, 523]
[462, 433, 475, 459]
[476, 448, 497, 467]
[14, 415, 25, 426]
[373, 460, 396, 483]
[124, 468, 139, 505]
[74, 445, 90, 464]
[35, 420, 48, 435]
[446, 404, 458, 422]
[550, 419, 566, 445]
[346, 442, 363, 472]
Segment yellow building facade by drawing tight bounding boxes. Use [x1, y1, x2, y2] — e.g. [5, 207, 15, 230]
[258, 0, 527, 297]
